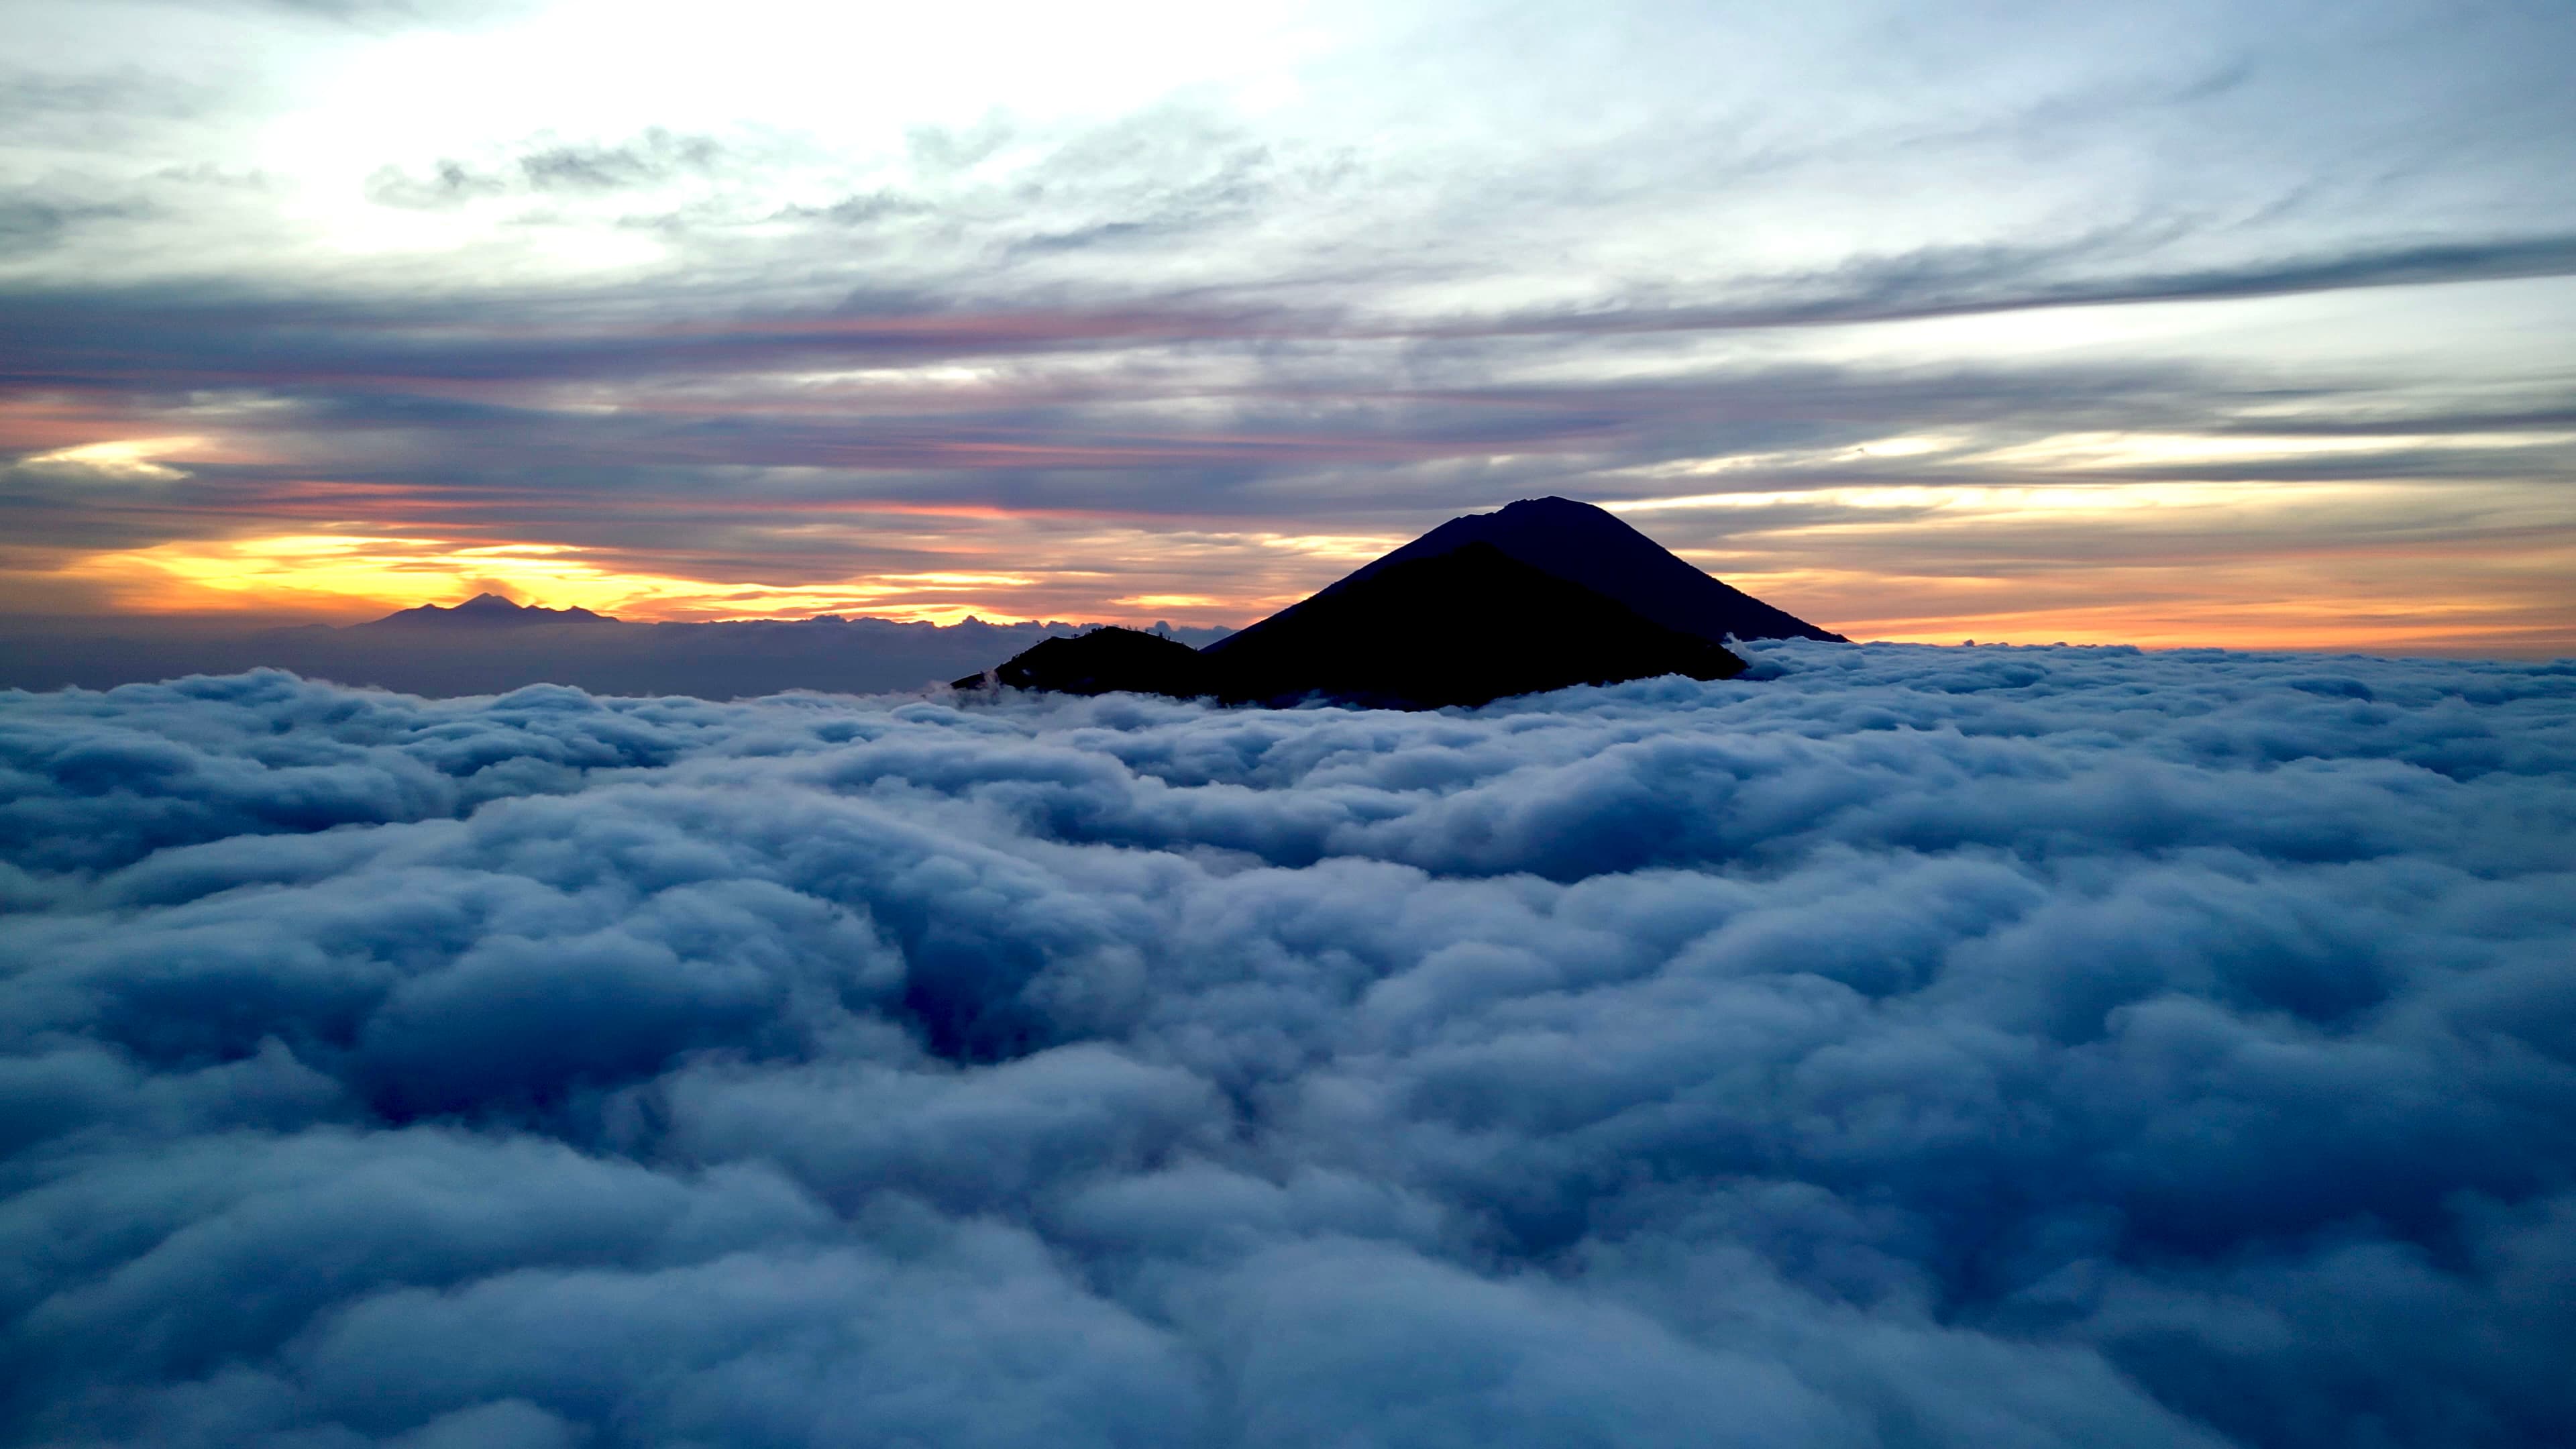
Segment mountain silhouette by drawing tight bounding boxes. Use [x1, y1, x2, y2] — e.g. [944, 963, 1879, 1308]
[1209, 496, 1843, 655]
[975, 626, 1212, 697]
[361, 594, 612, 629]
[1203, 542, 1746, 705]
[971, 546, 1747, 706]
[954, 496, 1844, 708]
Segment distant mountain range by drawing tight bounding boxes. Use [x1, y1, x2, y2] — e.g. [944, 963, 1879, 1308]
[959, 496, 1841, 708]
[360, 593, 614, 630]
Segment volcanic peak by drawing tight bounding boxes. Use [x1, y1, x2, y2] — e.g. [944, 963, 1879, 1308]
[957, 498, 1841, 709]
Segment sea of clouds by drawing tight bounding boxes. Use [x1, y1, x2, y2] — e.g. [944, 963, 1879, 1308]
[3, 643, 2573, 1449]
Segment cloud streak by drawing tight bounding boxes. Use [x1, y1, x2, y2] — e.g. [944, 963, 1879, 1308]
[1458, 233, 2576, 336]
[3, 645, 2574, 1444]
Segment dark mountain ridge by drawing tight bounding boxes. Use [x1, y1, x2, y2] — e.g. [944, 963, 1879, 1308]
[961, 498, 1842, 708]
[1205, 495, 1843, 658]
[980, 545, 1750, 706]
[1226, 543, 1750, 704]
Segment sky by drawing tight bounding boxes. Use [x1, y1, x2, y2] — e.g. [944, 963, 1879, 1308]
[3, 0, 2573, 653]
[5, 645, 2572, 1446]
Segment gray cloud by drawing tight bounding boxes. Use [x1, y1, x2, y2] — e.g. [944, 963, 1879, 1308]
[200, 0, 529, 21]
[0, 194, 157, 258]
[0, 68, 213, 148]
[1458, 233, 2576, 337]
[3, 646, 2573, 1445]
[362, 160, 511, 209]
[366, 129, 730, 209]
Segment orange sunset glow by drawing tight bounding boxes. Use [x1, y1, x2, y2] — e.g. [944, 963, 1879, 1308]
[58, 533, 1050, 626]
[30, 464, 2565, 655]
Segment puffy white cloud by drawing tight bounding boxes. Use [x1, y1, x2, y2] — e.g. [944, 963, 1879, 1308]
[2, 643, 2573, 1446]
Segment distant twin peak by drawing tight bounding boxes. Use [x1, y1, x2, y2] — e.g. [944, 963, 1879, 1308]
[366, 593, 611, 629]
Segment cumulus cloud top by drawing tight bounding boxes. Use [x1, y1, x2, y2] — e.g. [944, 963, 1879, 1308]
[3, 644, 2574, 1446]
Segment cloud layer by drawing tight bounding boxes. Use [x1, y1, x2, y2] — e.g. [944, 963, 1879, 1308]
[3, 644, 2575, 1446]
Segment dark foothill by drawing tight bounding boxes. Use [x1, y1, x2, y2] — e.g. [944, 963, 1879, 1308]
[1210, 494, 1846, 653]
[1202, 542, 1745, 706]
[958, 534, 1760, 710]
[952, 627, 1213, 696]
